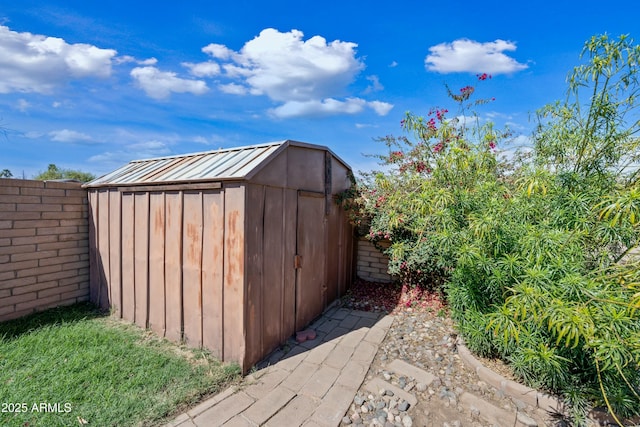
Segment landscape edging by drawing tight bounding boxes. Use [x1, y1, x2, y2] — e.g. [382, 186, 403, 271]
[456, 341, 560, 412]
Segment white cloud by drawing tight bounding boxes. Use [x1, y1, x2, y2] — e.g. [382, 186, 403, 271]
[202, 43, 234, 60]
[270, 98, 366, 118]
[128, 140, 171, 156]
[89, 140, 172, 165]
[364, 75, 383, 93]
[269, 97, 394, 119]
[219, 83, 248, 95]
[115, 55, 157, 65]
[425, 39, 528, 74]
[182, 60, 220, 77]
[16, 99, 30, 112]
[0, 25, 116, 93]
[389, 61, 398, 68]
[193, 28, 393, 117]
[138, 57, 158, 66]
[368, 100, 393, 116]
[49, 129, 93, 143]
[130, 66, 209, 99]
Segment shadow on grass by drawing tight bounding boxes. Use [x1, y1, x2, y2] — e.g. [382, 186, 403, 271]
[0, 302, 107, 342]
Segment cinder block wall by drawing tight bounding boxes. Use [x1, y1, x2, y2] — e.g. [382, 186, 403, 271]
[356, 237, 396, 283]
[0, 179, 90, 322]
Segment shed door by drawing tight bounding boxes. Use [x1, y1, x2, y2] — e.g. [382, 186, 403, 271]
[295, 191, 326, 330]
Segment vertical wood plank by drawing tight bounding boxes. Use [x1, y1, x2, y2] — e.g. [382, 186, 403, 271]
[88, 191, 99, 306]
[97, 190, 111, 310]
[109, 190, 122, 317]
[202, 190, 224, 358]
[148, 192, 166, 336]
[295, 192, 326, 330]
[134, 193, 150, 328]
[182, 191, 203, 348]
[165, 191, 183, 343]
[325, 202, 340, 303]
[223, 183, 245, 367]
[121, 193, 135, 323]
[281, 188, 297, 342]
[244, 184, 264, 369]
[262, 187, 284, 355]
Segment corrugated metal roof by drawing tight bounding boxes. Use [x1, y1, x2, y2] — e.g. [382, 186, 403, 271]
[85, 141, 288, 187]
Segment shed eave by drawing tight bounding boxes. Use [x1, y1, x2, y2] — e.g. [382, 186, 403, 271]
[83, 176, 244, 189]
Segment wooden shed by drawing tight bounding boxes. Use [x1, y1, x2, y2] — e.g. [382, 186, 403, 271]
[84, 140, 354, 371]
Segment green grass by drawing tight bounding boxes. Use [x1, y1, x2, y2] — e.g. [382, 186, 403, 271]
[0, 303, 240, 427]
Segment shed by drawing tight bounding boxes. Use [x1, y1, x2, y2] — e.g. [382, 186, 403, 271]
[84, 140, 354, 371]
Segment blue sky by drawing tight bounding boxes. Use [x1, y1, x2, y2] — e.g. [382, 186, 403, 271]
[1, 0, 638, 178]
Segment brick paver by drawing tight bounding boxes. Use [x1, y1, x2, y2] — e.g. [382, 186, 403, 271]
[192, 392, 254, 427]
[242, 387, 296, 425]
[163, 307, 393, 427]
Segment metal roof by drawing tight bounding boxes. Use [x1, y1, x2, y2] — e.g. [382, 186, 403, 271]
[84, 140, 349, 188]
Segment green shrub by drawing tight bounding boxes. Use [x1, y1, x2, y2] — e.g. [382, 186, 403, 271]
[347, 35, 640, 422]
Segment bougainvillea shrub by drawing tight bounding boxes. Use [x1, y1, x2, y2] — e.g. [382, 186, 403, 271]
[344, 35, 640, 423]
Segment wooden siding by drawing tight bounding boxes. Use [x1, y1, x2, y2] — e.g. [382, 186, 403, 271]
[87, 148, 354, 372]
[88, 186, 242, 362]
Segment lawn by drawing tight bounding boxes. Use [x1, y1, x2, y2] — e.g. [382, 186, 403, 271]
[0, 303, 240, 427]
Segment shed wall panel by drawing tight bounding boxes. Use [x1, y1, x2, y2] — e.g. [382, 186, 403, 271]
[148, 192, 166, 336]
[134, 193, 150, 328]
[326, 202, 340, 304]
[87, 142, 354, 373]
[330, 158, 352, 195]
[281, 188, 297, 341]
[108, 190, 122, 318]
[97, 190, 111, 310]
[245, 184, 264, 368]
[249, 150, 287, 187]
[88, 191, 99, 306]
[121, 194, 135, 323]
[288, 147, 324, 192]
[295, 192, 326, 330]
[182, 192, 203, 348]
[262, 186, 285, 354]
[202, 190, 224, 358]
[222, 184, 245, 364]
[165, 191, 183, 342]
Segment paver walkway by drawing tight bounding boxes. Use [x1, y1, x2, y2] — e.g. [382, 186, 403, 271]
[164, 306, 394, 427]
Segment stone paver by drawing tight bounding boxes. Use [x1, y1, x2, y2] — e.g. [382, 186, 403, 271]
[323, 344, 354, 370]
[243, 368, 288, 400]
[192, 392, 254, 427]
[301, 365, 341, 398]
[264, 395, 319, 427]
[281, 361, 318, 392]
[363, 377, 418, 407]
[335, 360, 368, 391]
[163, 307, 391, 427]
[386, 358, 435, 386]
[242, 387, 296, 425]
[310, 384, 355, 427]
[304, 340, 336, 365]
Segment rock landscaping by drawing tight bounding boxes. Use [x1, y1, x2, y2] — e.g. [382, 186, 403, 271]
[341, 280, 557, 427]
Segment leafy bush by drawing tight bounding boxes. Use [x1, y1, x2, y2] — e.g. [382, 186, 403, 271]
[349, 35, 640, 422]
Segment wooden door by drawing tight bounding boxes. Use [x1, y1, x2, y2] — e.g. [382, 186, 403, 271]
[295, 191, 326, 330]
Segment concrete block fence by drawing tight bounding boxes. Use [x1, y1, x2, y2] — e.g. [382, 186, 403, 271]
[356, 237, 396, 283]
[0, 178, 90, 322]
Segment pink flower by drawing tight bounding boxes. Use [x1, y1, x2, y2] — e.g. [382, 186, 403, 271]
[488, 141, 496, 149]
[477, 73, 491, 81]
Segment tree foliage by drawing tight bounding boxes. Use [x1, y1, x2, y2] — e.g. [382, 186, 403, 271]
[34, 164, 96, 183]
[345, 35, 640, 423]
[0, 169, 12, 178]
